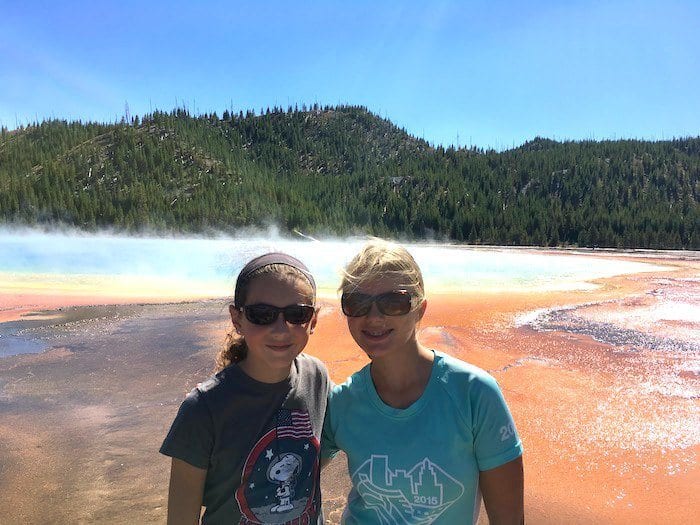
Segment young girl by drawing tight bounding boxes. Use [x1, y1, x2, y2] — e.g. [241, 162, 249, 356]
[322, 239, 524, 524]
[161, 253, 331, 525]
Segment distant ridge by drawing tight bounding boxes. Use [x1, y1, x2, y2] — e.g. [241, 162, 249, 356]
[0, 105, 698, 249]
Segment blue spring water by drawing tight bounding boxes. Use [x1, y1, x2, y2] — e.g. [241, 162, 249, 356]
[0, 229, 669, 296]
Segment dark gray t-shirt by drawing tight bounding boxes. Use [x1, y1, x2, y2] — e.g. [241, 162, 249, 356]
[160, 353, 330, 525]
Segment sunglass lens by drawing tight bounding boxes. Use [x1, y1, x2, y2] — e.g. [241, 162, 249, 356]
[284, 305, 315, 325]
[341, 293, 372, 317]
[244, 304, 314, 325]
[377, 292, 412, 316]
[244, 305, 279, 325]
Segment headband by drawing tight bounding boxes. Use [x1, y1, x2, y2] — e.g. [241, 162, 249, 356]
[234, 252, 316, 307]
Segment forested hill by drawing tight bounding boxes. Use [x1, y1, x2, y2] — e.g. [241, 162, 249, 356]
[1, 105, 698, 249]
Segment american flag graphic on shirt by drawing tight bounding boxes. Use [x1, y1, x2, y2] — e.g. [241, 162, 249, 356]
[276, 409, 313, 439]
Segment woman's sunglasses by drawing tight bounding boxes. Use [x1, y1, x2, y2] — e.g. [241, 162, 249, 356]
[341, 290, 413, 317]
[242, 303, 315, 325]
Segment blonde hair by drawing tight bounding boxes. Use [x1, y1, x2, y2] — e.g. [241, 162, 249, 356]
[215, 264, 315, 372]
[340, 238, 425, 303]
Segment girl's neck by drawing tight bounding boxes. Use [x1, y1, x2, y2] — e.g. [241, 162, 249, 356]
[238, 358, 292, 384]
[370, 343, 434, 409]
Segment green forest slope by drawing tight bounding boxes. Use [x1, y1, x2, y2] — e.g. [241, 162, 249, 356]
[1, 105, 698, 249]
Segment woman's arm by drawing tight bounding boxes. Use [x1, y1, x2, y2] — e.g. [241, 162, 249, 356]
[166, 457, 207, 525]
[479, 456, 524, 525]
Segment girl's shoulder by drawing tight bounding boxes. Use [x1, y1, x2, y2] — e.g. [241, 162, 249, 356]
[196, 373, 224, 394]
[296, 352, 329, 375]
[189, 365, 266, 405]
[295, 353, 332, 394]
[194, 365, 241, 395]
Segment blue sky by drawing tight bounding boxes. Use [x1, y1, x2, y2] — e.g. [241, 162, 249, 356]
[1, 0, 698, 149]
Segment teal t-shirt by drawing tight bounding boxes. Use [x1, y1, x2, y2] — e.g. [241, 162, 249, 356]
[322, 351, 522, 524]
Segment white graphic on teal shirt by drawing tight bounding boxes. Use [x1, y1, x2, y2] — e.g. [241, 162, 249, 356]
[351, 455, 465, 524]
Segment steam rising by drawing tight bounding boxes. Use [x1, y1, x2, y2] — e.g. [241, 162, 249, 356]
[0, 226, 672, 300]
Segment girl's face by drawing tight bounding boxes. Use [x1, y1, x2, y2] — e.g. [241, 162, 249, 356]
[344, 275, 425, 361]
[230, 273, 316, 383]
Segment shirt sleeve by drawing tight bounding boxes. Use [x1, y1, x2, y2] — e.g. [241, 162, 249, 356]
[320, 390, 340, 460]
[470, 373, 523, 471]
[159, 388, 214, 470]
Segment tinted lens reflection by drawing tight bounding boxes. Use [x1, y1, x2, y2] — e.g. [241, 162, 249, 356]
[378, 292, 412, 315]
[341, 294, 373, 317]
[283, 305, 315, 324]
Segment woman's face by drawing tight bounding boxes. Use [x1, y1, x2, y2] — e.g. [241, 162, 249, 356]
[230, 273, 316, 383]
[344, 275, 425, 361]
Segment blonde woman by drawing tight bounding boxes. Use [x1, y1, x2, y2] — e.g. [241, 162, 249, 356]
[322, 239, 523, 524]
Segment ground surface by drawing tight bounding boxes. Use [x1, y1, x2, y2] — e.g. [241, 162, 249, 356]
[0, 255, 698, 523]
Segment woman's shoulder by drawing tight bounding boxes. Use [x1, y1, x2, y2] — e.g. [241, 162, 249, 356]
[433, 351, 501, 393]
[328, 364, 370, 400]
[435, 351, 485, 372]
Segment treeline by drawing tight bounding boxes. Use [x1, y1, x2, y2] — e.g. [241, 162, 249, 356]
[0, 105, 698, 249]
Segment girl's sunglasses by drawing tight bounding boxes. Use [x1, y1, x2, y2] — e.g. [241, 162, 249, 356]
[341, 290, 413, 317]
[242, 303, 315, 325]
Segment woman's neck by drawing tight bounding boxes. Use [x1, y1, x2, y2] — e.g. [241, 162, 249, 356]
[370, 343, 434, 409]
